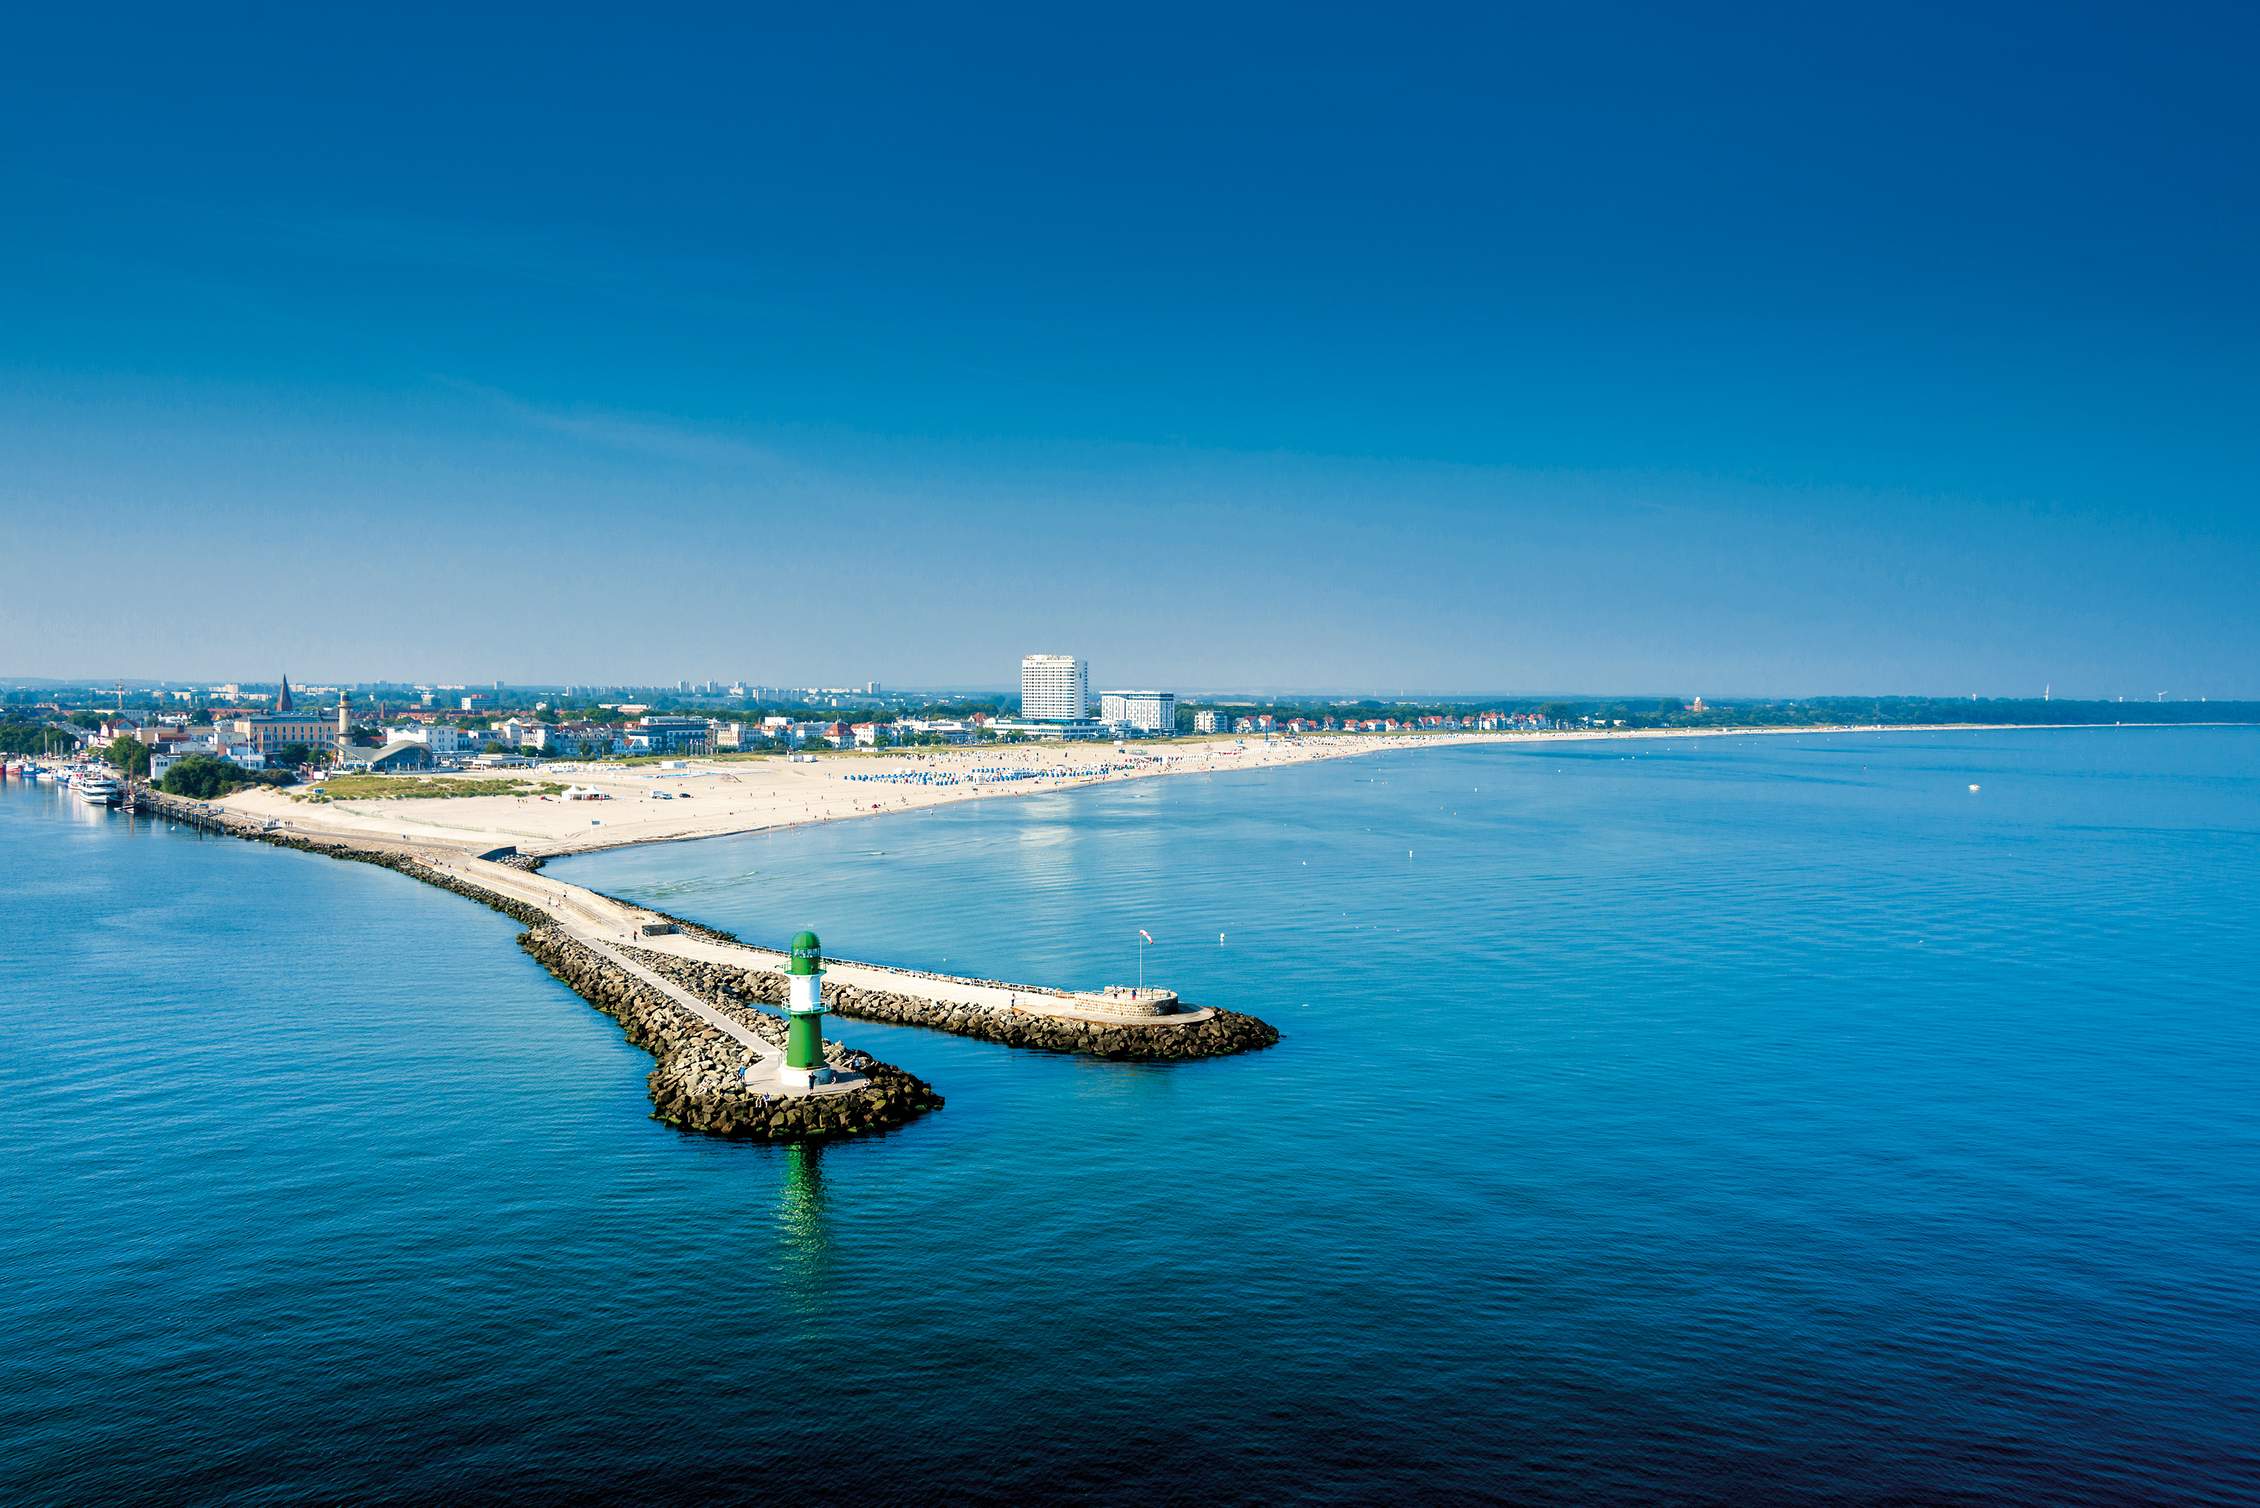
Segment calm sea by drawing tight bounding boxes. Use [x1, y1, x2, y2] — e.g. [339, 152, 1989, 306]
[4, 729, 2257, 1503]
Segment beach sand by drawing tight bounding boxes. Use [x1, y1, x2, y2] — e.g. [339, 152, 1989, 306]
[218, 723, 2049, 860]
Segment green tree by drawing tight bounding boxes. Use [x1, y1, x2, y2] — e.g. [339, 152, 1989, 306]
[158, 755, 247, 799]
[0, 722, 69, 756]
[103, 735, 152, 777]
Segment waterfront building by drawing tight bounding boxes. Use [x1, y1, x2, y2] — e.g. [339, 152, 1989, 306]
[340, 741, 435, 773]
[1100, 691, 1176, 735]
[646, 717, 711, 751]
[987, 717, 1108, 741]
[1020, 654, 1089, 722]
[391, 724, 464, 756]
[894, 718, 974, 745]
[545, 724, 612, 758]
[1193, 710, 1228, 734]
[228, 711, 332, 758]
[628, 716, 713, 756]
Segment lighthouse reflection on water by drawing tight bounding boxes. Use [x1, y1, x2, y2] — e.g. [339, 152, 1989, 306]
[774, 1136, 832, 1306]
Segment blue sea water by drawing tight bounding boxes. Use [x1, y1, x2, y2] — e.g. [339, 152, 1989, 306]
[4, 729, 2258, 1503]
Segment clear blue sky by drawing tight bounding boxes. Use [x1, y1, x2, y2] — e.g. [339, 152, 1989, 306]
[3, 3, 2254, 695]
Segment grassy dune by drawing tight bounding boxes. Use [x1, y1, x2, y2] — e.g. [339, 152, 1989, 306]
[300, 776, 567, 802]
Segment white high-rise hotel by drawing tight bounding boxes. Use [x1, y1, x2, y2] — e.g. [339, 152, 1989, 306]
[1020, 654, 1089, 722]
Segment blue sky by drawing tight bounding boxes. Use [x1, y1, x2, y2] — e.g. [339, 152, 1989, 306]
[2, 3, 2254, 694]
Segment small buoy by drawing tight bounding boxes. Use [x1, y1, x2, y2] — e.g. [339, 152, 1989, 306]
[1968, 784, 1981, 793]
[1219, 932, 1226, 944]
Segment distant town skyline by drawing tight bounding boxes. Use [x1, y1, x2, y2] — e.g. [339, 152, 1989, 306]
[3, 668, 2239, 707]
[4, 6, 2256, 696]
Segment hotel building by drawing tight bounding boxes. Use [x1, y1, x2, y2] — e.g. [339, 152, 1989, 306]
[1100, 691, 1177, 735]
[1020, 654, 1089, 722]
[228, 711, 334, 757]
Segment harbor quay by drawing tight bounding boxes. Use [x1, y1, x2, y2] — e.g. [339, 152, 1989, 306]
[133, 788, 1278, 1139]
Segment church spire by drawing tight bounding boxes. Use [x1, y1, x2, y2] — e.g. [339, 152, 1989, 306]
[276, 674, 293, 713]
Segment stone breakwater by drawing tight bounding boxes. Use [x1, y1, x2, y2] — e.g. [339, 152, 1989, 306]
[134, 789, 940, 1141]
[131, 785, 1272, 1132]
[628, 949, 1282, 1062]
[137, 790, 556, 927]
[521, 929, 943, 1140]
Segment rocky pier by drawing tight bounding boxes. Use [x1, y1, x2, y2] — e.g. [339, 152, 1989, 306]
[129, 786, 1279, 1140]
[521, 929, 943, 1140]
[629, 947, 1281, 1061]
[137, 789, 942, 1138]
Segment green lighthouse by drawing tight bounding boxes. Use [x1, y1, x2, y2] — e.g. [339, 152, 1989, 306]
[781, 929, 830, 1088]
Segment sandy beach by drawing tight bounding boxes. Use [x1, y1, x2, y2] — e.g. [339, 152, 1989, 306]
[217, 723, 2076, 859]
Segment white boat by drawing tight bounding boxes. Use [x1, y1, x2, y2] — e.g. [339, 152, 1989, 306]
[78, 775, 124, 806]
